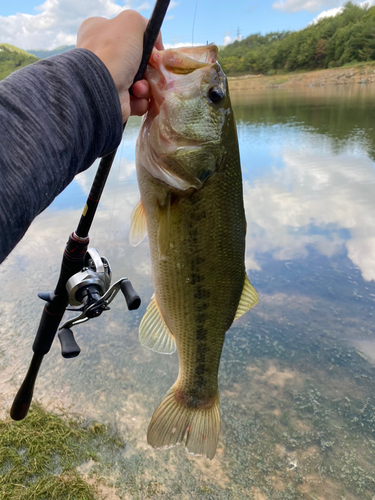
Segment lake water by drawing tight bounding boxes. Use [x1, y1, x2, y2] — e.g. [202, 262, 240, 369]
[1, 84, 375, 499]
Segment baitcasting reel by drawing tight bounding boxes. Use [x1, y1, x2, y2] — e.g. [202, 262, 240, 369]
[39, 248, 140, 359]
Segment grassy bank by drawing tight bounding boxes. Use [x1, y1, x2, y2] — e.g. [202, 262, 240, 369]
[0, 403, 123, 500]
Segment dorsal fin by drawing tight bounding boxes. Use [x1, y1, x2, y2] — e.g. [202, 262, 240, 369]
[129, 199, 147, 246]
[234, 274, 259, 321]
[139, 295, 176, 354]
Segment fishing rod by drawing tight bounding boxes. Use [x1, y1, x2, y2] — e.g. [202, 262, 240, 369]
[10, 0, 171, 421]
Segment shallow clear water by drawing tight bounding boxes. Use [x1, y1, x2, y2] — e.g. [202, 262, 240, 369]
[2, 84, 375, 499]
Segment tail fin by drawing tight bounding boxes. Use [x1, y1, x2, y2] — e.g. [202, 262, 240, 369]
[147, 386, 220, 460]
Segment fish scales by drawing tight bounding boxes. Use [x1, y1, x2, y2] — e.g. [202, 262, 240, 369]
[145, 158, 245, 396]
[130, 44, 258, 459]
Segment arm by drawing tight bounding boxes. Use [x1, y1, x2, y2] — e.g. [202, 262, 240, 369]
[0, 49, 123, 264]
[0, 10, 162, 264]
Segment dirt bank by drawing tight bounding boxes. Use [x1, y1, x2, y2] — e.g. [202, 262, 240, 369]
[228, 63, 375, 91]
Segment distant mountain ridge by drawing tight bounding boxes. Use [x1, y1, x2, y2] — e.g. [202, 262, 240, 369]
[0, 43, 39, 80]
[0, 43, 76, 81]
[27, 45, 75, 59]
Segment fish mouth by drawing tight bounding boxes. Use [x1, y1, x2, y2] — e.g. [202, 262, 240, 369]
[161, 44, 218, 73]
[145, 44, 219, 109]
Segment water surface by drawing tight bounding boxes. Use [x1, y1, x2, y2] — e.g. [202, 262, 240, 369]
[1, 84, 375, 499]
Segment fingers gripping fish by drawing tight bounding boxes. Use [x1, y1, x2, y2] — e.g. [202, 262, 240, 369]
[130, 44, 258, 460]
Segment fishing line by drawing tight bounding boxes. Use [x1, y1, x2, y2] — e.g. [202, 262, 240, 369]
[192, 0, 199, 46]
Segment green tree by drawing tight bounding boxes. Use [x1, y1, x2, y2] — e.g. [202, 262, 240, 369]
[315, 39, 328, 67]
[0, 44, 39, 80]
[218, 2, 375, 75]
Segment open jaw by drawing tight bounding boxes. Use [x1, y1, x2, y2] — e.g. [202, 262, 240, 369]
[161, 44, 218, 70]
[145, 44, 219, 108]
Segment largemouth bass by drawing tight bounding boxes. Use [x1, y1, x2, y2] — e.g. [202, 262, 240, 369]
[130, 44, 258, 459]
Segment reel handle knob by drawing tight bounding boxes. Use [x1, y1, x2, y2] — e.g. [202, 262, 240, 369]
[58, 328, 81, 358]
[120, 280, 141, 310]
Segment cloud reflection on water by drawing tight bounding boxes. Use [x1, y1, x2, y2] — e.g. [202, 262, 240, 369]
[6, 108, 375, 291]
[242, 124, 375, 283]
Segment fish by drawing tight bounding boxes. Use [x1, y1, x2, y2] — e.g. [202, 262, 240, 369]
[130, 44, 258, 460]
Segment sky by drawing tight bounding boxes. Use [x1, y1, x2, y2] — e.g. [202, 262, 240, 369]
[0, 0, 374, 51]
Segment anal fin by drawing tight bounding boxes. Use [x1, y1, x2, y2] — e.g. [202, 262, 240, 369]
[234, 273, 259, 321]
[139, 296, 176, 354]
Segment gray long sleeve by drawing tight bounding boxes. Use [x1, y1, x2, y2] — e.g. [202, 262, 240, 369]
[0, 48, 123, 263]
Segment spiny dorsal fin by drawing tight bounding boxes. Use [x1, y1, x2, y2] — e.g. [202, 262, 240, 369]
[129, 199, 147, 246]
[234, 273, 259, 321]
[139, 295, 176, 354]
[157, 194, 171, 259]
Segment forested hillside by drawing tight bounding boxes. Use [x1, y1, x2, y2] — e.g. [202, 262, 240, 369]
[0, 44, 39, 80]
[219, 2, 375, 75]
[2, 2, 375, 81]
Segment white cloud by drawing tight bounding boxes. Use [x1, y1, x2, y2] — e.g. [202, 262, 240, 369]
[358, 0, 375, 8]
[163, 3, 178, 30]
[272, 0, 342, 13]
[312, 1, 375, 22]
[0, 0, 149, 50]
[223, 35, 232, 46]
[274, 0, 375, 14]
[311, 6, 343, 22]
[223, 34, 243, 46]
[137, 2, 151, 11]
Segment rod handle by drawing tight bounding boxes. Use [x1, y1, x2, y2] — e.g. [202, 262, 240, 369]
[10, 354, 43, 421]
[32, 306, 65, 355]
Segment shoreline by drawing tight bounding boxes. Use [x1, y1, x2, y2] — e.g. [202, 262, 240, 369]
[227, 64, 375, 91]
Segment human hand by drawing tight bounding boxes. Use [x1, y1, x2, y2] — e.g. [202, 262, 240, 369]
[77, 10, 163, 123]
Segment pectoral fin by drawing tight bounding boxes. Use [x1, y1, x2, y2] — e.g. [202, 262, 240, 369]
[234, 274, 259, 321]
[129, 200, 147, 246]
[139, 296, 176, 354]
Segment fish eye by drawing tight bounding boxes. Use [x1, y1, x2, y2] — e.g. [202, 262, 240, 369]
[208, 87, 225, 104]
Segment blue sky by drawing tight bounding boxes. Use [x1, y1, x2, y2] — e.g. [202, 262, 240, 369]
[0, 0, 372, 50]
